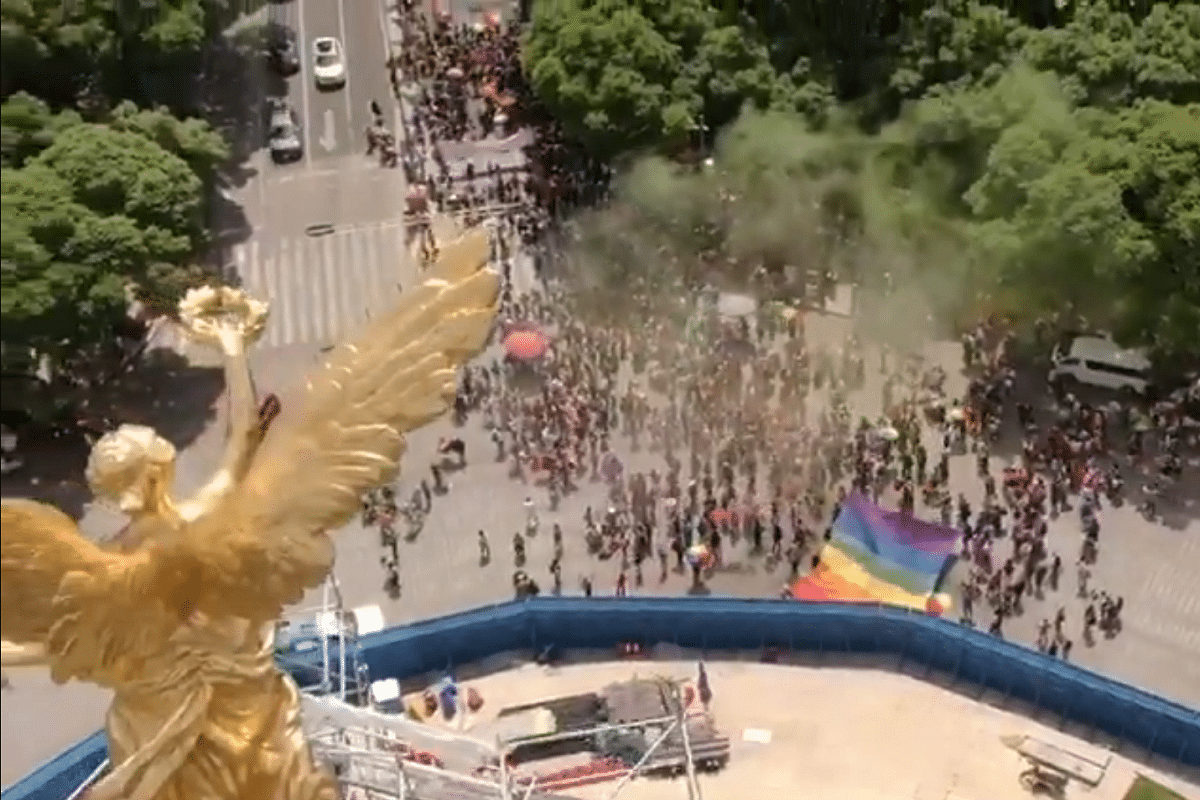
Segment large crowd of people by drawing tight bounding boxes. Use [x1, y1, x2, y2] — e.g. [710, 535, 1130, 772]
[386, 9, 610, 244]
[364, 1, 1200, 665]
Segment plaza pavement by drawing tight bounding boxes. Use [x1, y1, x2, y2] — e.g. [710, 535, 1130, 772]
[424, 659, 1200, 799]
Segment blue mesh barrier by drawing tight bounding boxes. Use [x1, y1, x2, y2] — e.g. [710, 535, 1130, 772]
[5, 599, 1197, 798]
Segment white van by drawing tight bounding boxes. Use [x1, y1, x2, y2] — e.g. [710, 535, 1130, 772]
[1049, 335, 1151, 395]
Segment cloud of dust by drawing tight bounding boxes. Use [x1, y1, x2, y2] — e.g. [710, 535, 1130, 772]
[558, 66, 1084, 355]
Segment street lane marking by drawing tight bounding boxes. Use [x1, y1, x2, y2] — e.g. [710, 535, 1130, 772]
[260, 250, 282, 348]
[335, 230, 358, 337]
[275, 160, 383, 183]
[364, 225, 388, 313]
[233, 241, 248, 285]
[237, 223, 430, 349]
[334, 0, 355, 155]
[305, 235, 326, 344]
[318, 232, 338, 344]
[318, 108, 337, 152]
[294, 0, 315, 170]
[276, 237, 296, 347]
[376, 0, 407, 147]
[391, 222, 411, 290]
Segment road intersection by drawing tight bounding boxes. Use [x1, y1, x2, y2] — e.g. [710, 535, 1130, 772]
[214, 0, 412, 352]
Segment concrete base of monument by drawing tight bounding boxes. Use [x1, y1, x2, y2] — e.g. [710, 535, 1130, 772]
[410, 659, 1200, 800]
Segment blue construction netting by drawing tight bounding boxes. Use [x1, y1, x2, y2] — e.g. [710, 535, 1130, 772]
[5, 598, 1198, 799]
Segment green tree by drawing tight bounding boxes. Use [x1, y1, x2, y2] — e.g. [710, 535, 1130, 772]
[889, 0, 1027, 103]
[1023, 1, 1200, 105]
[525, 0, 780, 157]
[0, 93, 84, 168]
[0, 0, 228, 109]
[33, 123, 204, 247]
[1, 167, 130, 381]
[877, 66, 1198, 359]
[107, 101, 230, 181]
[525, 1, 693, 156]
[3, 123, 213, 387]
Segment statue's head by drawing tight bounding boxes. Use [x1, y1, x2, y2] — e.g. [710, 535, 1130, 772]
[86, 425, 177, 514]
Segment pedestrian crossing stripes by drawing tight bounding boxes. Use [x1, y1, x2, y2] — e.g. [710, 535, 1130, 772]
[233, 222, 413, 349]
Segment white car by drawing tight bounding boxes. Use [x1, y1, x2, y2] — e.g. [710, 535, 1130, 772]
[312, 37, 346, 89]
[1049, 334, 1151, 395]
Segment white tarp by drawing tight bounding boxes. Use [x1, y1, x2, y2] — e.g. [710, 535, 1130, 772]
[371, 678, 402, 703]
[353, 604, 385, 635]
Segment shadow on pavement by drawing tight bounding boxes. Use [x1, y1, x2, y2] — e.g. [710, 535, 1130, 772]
[201, 25, 288, 192]
[0, 350, 225, 520]
[209, 189, 254, 267]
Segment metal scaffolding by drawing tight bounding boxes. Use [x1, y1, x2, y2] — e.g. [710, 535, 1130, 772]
[305, 718, 582, 800]
[276, 575, 369, 705]
[61, 582, 713, 800]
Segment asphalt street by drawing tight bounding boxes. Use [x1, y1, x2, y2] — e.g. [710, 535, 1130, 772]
[270, 0, 395, 164]
[192, 0, 416, 353]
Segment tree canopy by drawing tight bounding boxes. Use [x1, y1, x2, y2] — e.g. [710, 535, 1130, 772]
[1, 0, 231, 420]
[1, 0, 233, 109]
[526, 0, 1200, 364]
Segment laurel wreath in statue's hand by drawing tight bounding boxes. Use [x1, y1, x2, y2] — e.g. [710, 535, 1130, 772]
[177, 286, 270, 353]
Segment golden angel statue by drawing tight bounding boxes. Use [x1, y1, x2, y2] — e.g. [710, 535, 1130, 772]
[0, 230, 498, 800]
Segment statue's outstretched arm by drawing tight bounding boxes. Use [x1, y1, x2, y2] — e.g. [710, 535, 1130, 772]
[216, 336, 259, 478]
[177, 334, 260, 521]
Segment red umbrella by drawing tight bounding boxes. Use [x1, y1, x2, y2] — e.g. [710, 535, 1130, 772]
[503, 329, 548, 360]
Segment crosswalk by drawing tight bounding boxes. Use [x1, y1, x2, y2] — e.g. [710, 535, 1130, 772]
[233, 221, 414, 349]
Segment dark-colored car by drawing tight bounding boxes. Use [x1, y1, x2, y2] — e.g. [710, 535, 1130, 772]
[268, 98, 303, 163]
[266, 24, 300, 76]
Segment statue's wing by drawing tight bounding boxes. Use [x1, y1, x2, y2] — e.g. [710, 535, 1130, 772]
[161, 234, 499, 621]
[1, 499, 175, 683]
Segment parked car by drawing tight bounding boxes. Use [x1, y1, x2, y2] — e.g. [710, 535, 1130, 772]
[268, 99, 303, 163]
[1049, 334, 1151, 395]
[266, 24, 300, 75]
[312, 36, 346, 89]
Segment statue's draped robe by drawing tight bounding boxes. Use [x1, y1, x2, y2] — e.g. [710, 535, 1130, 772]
[91, 617, 336, 800]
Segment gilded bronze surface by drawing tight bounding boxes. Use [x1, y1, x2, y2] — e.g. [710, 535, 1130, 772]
[1, 230, 499, 800]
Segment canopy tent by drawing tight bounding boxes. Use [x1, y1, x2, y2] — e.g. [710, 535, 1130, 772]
[789, 494, 959, 614]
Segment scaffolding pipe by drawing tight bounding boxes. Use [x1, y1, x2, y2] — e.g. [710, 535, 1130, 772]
[519, 775, 539, 800]
[498, 747, 512, 800]
[336, 775, 405, 798]
[338, 608, 348, 700]
[327, 574, 349, 700]
[602, 716, 682, 800]
[65, 759, 110, 800]
[675, 685, 701, 800]
[321, 580, 331, 694]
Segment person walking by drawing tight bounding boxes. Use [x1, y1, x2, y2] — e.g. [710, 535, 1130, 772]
[478, 530, 490, 565]
[524, 496, 539, 535]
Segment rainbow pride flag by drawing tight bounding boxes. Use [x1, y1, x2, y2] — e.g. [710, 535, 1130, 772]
[789, 494, 960, 613]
